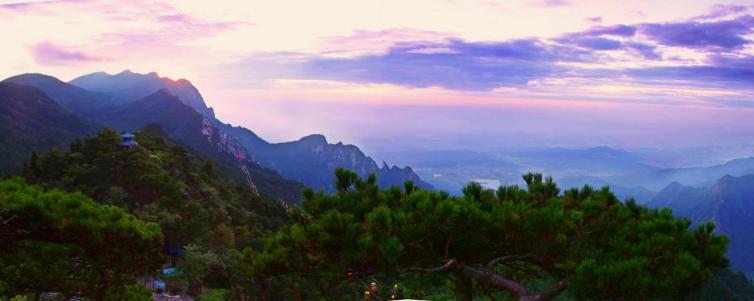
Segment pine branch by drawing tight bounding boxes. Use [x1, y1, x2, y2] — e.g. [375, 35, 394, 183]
[486, 254, 533, 269]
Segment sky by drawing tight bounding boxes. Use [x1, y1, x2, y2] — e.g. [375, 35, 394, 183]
[1, 0, 754, 151]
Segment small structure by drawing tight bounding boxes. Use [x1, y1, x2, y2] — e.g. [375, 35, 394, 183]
[120, 132, 138, 152]
[165, 246, 185, 266]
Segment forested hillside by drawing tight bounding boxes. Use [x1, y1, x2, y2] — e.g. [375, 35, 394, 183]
[2, 71, 431, 196]
[649, 175, 754, 277]
[3, 131, 752, 300]
[0, 178, 163, 300]
[2, 128, 293, 299]
[245, 170, 735, 301]
[0, 82, 96, 173]
[1, 73, 752, 301]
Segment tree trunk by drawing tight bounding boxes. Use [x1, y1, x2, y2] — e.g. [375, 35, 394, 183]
[454, 272, 473, 301]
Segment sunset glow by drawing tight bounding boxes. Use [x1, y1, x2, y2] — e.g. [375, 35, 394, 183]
[2, 0, 754, 148]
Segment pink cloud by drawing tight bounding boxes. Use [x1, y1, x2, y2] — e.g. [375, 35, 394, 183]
[92, 9, 247, 48]
[587, 17, 603, 24]
[531, 0, 570, 7]
[31, 42, 107, 65]
[319, 28, 452, 56]
[0, 0, 85, 15]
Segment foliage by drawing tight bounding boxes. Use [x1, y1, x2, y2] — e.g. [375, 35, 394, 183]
[685, 269, 754, 301]
[20, 128, 291, 297]
[0, 82, 95, 174]
[0, 177, 163, 301]
[105, 284, 153, 301]
[25, 127, 289, 247]
[244, 169, 729, 301]
[197, 288, 228, 301]
[175, 245, 219, 295]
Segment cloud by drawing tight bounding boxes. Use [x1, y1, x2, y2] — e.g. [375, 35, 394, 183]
[623, 42, 660, 60]
[318, 28, 451, 56]
[229, 20, 753, 92]
[231, 39, 582, 91]
[554, 16, 754, 57]
[564, 16, 754, 51]
[557, 36, 622, 50]
[0, 0, 78, 11]
[692, 4, 749, 20]
[222, 15, 754, 103]
[586, 17, 603, 24]
[638, 16, 754, 50]
[240, 38, 598, 91]
[554, 25, 657, 59]
[31, 41, 106, 65]
[624, 54, 754, 91]
[531, 0, 569, 7]
[581, 24, 637, 37]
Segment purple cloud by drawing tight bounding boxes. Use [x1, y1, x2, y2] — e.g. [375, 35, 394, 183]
[226, 15, 753, 97]
[31, 42, 106, 65]
[582, 24, 637, 37]
[627, 63, 754, 91]
[0, 0, 77, 11]
[233, 38, 596, 91]
[692, 4, 749, 20]
[440, 38, 591, 62]
[557, 36, 622, 50]
[624, 42, 660, 60]
[563, 16, 754, 51]
[639, 16, 754, 50]
[555, 25, 657, 59]
[296, 40, 563, 90]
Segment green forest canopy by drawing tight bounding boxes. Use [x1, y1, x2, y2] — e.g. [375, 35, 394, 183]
[4, 128, 290, 300]
[245, 169, 729, 301]
[0, 128, 744, 300]
[0, 177, 162, 300]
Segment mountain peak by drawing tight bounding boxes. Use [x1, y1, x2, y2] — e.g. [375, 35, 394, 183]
[3, 73, 118, 116]
[70, 70, 214, 118]
[298, 134, 328, 145]
[3, 73, 64, 85]
[143, 88, 179, 101]
[716, 174, 736, 184]
[666, 181, 685, 189]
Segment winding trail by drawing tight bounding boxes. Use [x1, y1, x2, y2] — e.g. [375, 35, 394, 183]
[240, 164, 259, 196]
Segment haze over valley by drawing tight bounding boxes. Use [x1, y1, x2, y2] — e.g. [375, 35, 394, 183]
[2, 0, 754, 300]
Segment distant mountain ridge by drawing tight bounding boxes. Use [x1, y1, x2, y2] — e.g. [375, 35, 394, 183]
[70, 70, 216, 117]
[610, 157, 754, 190]
[224, 128, 433, 191]
[0, 74, 304, 203]
[2, 70, 431, 194]
[68, 70, 431, 192]
[0, 82, 96, 173]
[4, 73, 117, 116]
[649, 174, 754, 276]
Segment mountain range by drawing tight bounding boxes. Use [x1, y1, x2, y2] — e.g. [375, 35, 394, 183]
[0, 82, 96, 173]
[1, 70, 431, 199]
[648, 174, 754, 277]
[609, 157, 754, 191]
[69, 70, 431, 192]
[3, 69, 754, 292]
